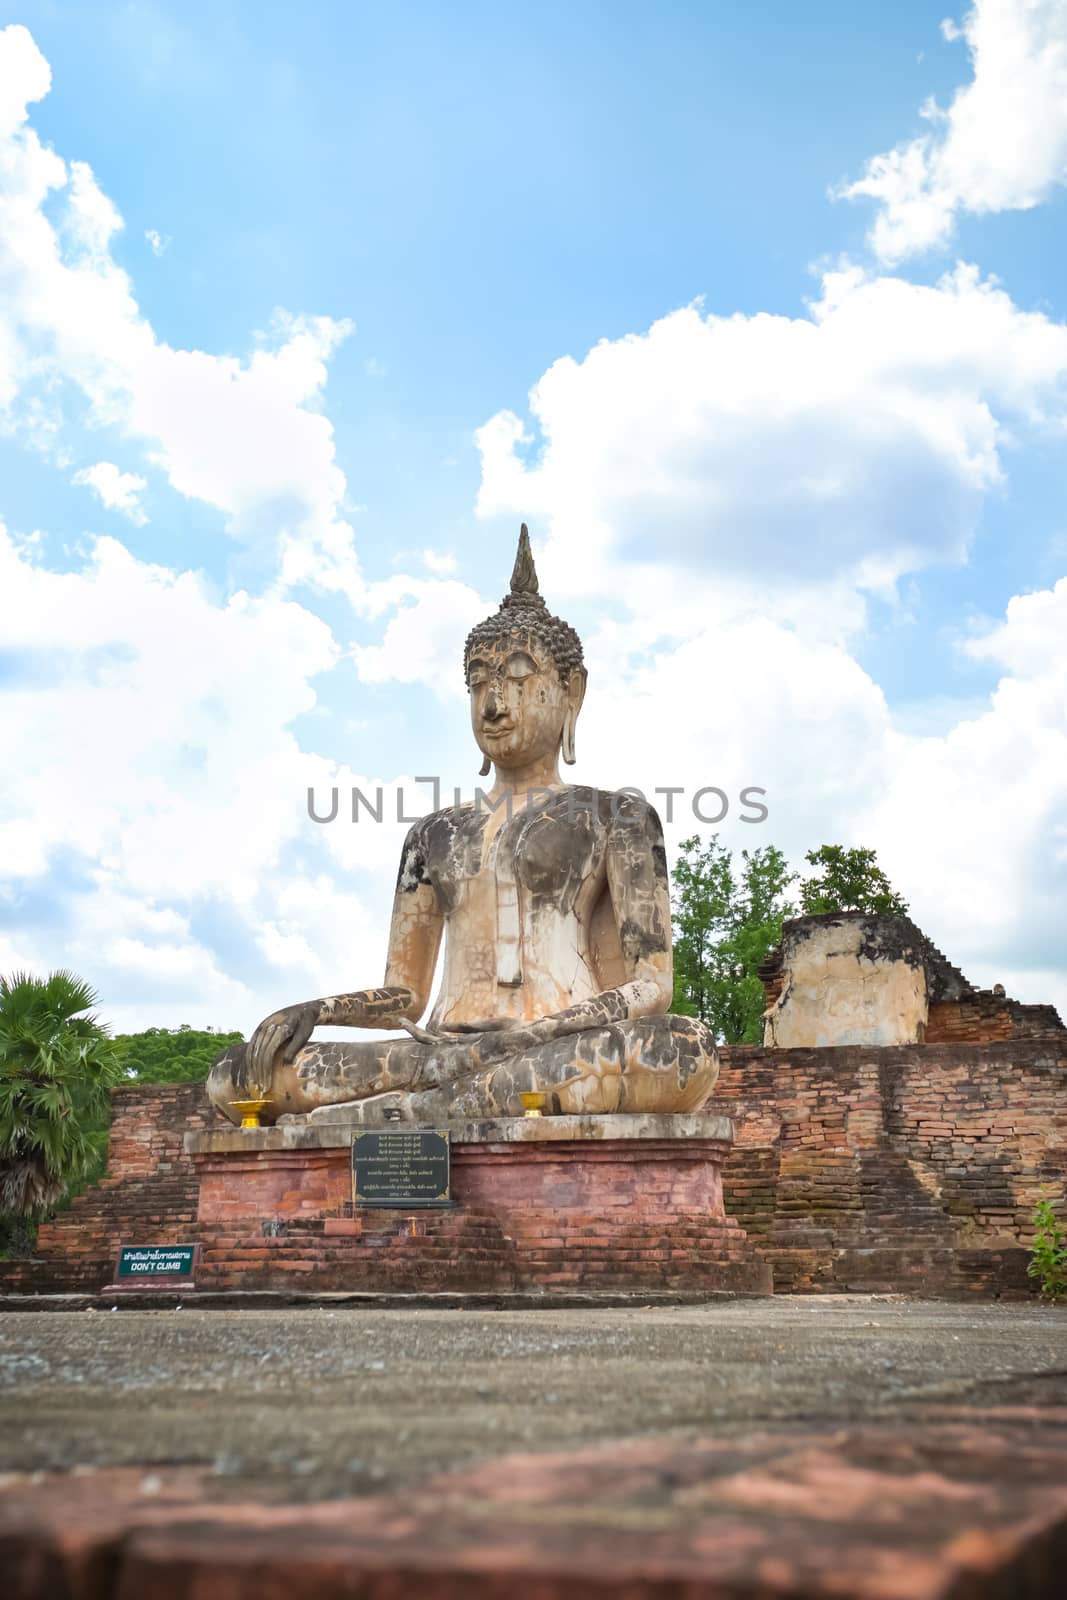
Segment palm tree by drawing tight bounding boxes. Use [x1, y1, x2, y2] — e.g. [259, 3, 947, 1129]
[0, 971, 123, 1215]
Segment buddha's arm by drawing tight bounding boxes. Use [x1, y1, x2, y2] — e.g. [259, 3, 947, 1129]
[243, 832, 443, 1092]
[326, 876, 443, 1027]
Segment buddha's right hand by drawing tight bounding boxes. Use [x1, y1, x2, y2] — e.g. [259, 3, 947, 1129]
[246, 1000, 321, 1091]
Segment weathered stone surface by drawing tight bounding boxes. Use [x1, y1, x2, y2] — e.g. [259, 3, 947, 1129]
[762, 913, 929, 1047]
[760, 911, 1065, 1050]
[7, 1300, 1067, 1489]
[187, 1110, 734, 1154]
[5, 1299, 1067, 1596]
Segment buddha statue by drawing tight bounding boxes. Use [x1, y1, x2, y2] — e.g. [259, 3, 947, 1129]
[208, 526, 719, 1125]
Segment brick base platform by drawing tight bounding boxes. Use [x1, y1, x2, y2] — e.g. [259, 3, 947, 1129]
[186, 1115, 772, 1295]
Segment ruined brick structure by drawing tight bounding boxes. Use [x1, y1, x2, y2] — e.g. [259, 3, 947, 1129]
[0, 1084, 212, 1293]
[5, 907, 1063, 1301]
[759, 911, 1064, 1049]
[716, 1036, 1067, 1294]
[4, 1026, 1065, 1299]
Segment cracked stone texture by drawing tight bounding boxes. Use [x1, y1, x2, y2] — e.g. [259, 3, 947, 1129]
[3, 1297, 1066, 1499]
[763, 915, 929, 1048]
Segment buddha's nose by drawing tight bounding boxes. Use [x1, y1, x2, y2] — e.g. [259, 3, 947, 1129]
[484, 689, 502, 721]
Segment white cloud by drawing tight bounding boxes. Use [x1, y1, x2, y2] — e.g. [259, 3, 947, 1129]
[0, 23, 362, 595]
[144, 228, 169, 256]
[576, 616, 892, 852]
[840, 0, 1067, 262]
[862, 577, 1067, 1009]
[0, 523, 338, 900]
[0, 22, 49, 138]
[477, 264, 1067, 613]
[352, 576, 488, 696]
[72, 460, 148, 524]
[0, 521, 416, 1031]
[421, 548, 457, 575]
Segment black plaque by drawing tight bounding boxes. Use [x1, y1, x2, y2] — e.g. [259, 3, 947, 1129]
[352, 1129, 451, 1208]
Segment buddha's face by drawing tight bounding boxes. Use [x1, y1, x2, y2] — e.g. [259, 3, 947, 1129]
[467, 635, 582, 773]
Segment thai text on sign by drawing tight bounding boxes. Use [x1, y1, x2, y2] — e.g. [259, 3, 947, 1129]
[352, 1129, 451, 1208]
[117, 1245, 196, 1277]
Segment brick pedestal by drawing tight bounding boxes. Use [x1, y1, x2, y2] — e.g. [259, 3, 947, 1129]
[185, 1114, 771, 1295]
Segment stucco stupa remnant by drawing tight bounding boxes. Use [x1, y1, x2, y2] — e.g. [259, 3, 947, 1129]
[760, 912, 1065, 1049]
[209, 525, 720, 1126]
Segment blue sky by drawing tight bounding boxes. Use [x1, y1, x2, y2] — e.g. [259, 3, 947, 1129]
[1, 0, 1066, 1031]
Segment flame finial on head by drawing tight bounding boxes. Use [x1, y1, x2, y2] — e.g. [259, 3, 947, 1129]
[508, 523, 542, 604]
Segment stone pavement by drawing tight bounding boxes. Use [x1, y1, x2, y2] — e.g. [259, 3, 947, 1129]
[3, 1296, 1067, 1597]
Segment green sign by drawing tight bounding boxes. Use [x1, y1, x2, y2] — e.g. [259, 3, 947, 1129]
[352, 1129, 451, 1208]
[117, 1244, 196, 1278]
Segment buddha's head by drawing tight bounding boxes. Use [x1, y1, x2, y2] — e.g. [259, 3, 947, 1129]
[464, 525, 586, 777]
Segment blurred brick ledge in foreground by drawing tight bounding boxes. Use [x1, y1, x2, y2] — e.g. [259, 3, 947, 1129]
[4, 1412, 1067, 1599]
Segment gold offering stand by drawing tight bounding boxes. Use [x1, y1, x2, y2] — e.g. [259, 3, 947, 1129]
[230, 1096, 273, 1130]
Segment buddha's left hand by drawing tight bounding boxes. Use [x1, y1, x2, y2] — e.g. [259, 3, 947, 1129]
[441, 1018, 520, 1035]
[398, 1016, 522, 1047]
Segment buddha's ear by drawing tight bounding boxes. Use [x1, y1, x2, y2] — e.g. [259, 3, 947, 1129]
[561, 667, 587, 766]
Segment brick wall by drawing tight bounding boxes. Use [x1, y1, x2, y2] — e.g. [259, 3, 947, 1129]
[716, 1038, 1067, 1294]
[925, 996, 1064, 1043]
[5, 1041, 1065, 1298]
[0, 1082, 213, 1293]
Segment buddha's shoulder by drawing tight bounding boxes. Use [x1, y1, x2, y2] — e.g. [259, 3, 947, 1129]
[544, 786, 665, 833]
[403, 788, 664, 839]
[400, 802, 482, 849]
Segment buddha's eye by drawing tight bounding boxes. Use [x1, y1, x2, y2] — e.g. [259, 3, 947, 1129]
[506, 652, 537, 680]
[467, 661, 490, 688]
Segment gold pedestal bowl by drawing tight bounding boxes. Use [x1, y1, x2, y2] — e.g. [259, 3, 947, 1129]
[231, 1097, 273, 1130]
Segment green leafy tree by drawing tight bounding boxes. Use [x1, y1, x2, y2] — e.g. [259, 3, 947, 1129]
[799, 845, 909, 917]
[113, 1024, 244, 1085]
[0, 971, 124, 1216]
[671, 836, 796, 1043]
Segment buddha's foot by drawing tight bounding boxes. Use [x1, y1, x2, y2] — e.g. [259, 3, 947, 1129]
[207, 1014, 719, 1125]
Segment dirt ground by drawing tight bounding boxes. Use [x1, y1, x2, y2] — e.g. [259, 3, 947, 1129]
[3, 1296, 1066, 1502]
